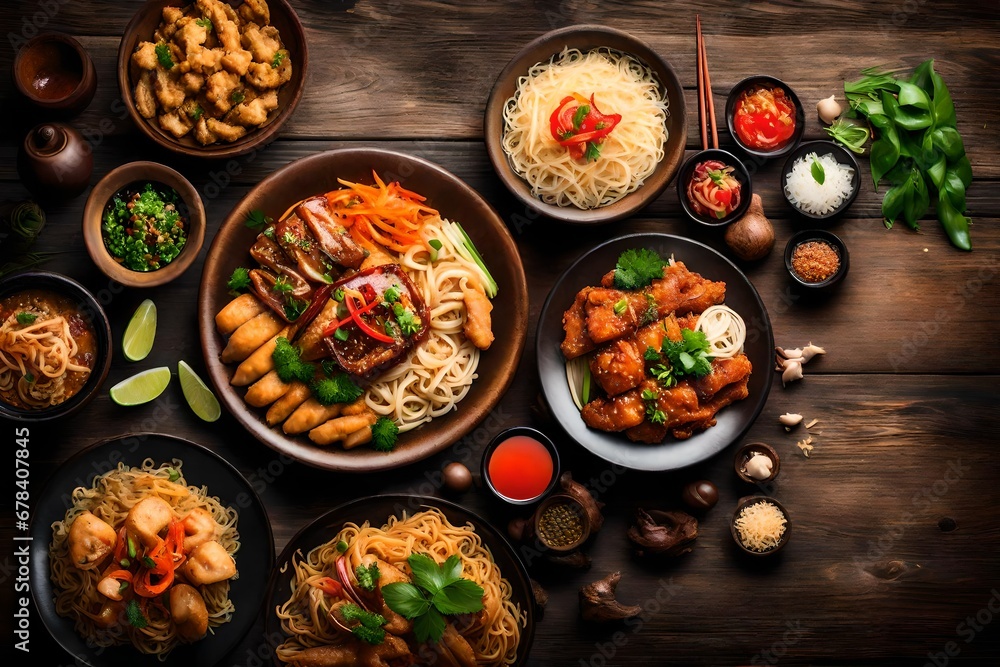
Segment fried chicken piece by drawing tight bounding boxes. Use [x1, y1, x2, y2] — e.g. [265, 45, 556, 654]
[134, 70, 157, 118]
[206, 117, 247, 142]
[153, 67, 186, 110]
[193, 116, 217, 145]
[156, 7, 185, 43]
[291, 635, 412, 667]
[238, 0, 270, 25]
[581, 388, 647, 432]
[668, 377, 750, 440]
[174, 17, 209, 56]
[132, 41, 158, 70]
[162, 5, 184, 24]
[561, 287, 596, 359]
[462, 286, 494, 350]
[205, 69, 240, 114]
[359, 555, 414, 636]
[241, 23, 281, 64]
[179, 71, 205, 95]
[221, 48, 253, 76]
[688, 354, 752, 402]
[590, 338, 645, 397]
[158, 109, 194, 138]
[187, 46, 224, 75]
[246, 56, 291, 89]
[226, 89, 277, 127]
[196, 0, 253, 76]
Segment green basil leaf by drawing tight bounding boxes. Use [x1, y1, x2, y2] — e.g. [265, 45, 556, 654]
[407, 553, 451, 594]
[870, 137, 901, 189]
[432, 578, 485, 615]
[953, 155, 973, 189]
[936, 191, 971, 251]
[930, 127, 965, 161]
[881, 90, 932, 131]
[381, 582, 430, 618]
[942, 167, 967, 212]
[929, 63, 957, 128]
[909, 60, 934, 95]
[896, 81, 932, 111]
[882, 183, 907, 227]
[903, 170, 930, 230]
[811, 159, 825, 185]
[412, 606, 446, 644]
[926, 153, 947, 191]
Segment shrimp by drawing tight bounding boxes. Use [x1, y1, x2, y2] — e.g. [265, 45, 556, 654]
[181, 507, 218, 552]
[124, 496, 175, 548]
[67, 511, 117, 570]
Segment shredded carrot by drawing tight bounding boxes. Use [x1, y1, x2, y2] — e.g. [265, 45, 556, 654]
[323, 171, 439, 253]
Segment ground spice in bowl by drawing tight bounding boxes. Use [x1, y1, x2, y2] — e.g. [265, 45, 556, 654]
[790, 240, 840, 283]
[535, 495, 589, 551]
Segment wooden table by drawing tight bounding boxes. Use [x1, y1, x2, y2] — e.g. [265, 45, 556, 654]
[3, 1, 999, 664]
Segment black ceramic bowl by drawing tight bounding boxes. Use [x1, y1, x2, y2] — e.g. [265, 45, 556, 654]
[0, 271, 111, 421]
[482, 426, 561, 505]
[726, 75, 805, 160]
[676, 148, 753, 227]
[780, 140, 861, 220]
[731, 495, 791, 556]
[784, 229, 850, 291]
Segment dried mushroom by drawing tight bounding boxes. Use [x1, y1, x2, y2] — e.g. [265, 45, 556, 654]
[546, 550, 591, 569]
[627, 509, 698, 557]
[579, 571, 641, 622]
[559, 471, 604, 534]
[530, 579, 549, 609]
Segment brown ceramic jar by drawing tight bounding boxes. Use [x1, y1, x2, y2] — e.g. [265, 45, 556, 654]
[13, 32, 97, 116]
[17, 123, 93, 200]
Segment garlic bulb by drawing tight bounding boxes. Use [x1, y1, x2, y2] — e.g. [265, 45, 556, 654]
[817, 95, 842, 124]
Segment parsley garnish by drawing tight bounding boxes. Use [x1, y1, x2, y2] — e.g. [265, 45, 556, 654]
[392, 303, 421, 336]
[245, 209, 272, 230]
[310, 373, 363, 405]
[661, 328, 713, 379]
[24, 372, 34, 383]
[272, 337, 315, 383]
[283, 297, 307, 321]
[333, 287, 345, 302]
[227, 267, 251, 294]
[371, 417, 399, 452]
[382, 284, 401, 304]
[340, 603, 386, 645]
[382, 554, 484, 644]
[154, 42, 174, 69]
[641, 387, 666, 424]
[272, 50, 287, 69]
[355, 563, 381, 591]
[195, 17, 212, 30]
[188, 104, 204, 120]
[126, 599, 148, 628]
[643, 346, 661, 362]
[613, 248, 668, 291]
[640, 293, 658, 325]
[572, 104, 590, 130]
[15, 312, 36, 325]
[273, 275, 293, 294]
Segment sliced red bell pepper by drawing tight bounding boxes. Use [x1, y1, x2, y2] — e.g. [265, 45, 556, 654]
[309, 576, 344, 598]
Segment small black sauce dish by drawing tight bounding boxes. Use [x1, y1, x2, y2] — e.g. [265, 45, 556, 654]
[676, 148, 753, 227]
[726, 75, 805, 160]
[780, 140, 861, 221]
[482, 426, 561, 506]
[784, 229, 850, 291]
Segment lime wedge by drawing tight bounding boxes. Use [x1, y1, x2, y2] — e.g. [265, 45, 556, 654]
[178, 360, 221, 422]
[109, 367, 171, 406]
[122, 299, 157, 362]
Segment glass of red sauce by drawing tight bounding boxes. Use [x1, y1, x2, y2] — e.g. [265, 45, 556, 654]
[726, 76, 804, 159]
[482, 427, 560, 505]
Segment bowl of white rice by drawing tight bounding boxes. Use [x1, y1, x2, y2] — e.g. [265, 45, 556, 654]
[781, 141, 860, 220]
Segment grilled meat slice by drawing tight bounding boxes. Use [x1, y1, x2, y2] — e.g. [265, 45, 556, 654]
[249, 268, 310, 323]
[297, 196, 367, 269]
[273, 213, 336, 283]
[249, 233, 312, 297]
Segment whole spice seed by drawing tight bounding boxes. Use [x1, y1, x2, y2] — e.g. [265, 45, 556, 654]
[791, 240, 840, 283]
[538, 502, 584, 548]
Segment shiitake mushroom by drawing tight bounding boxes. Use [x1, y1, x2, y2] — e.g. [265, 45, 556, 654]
[724, 194, 774, 261]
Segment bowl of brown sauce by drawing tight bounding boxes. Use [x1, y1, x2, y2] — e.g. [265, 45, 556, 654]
[0, 272, 112, 421]
[12, 32, 97, 115]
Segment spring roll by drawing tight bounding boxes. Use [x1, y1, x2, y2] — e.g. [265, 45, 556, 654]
[216, 293, 266, 335]
[340, 396, 368, 416]
[231, 327, 288, 386]
[221, 311, 283, 363]
[308, 411, 378, 446]
[283, 399, 342, 435]
[244, 370, 290, 408]
[342, 425, 373, 450]
[265, 382, 311, 426]
[297, 299, 337, 361]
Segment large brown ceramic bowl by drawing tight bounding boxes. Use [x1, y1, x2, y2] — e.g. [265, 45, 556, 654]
[199, 148, 529, 472]
[484, 25, 687, 224]
[117, 0, 307, 159]
[82, 161, 206, 288]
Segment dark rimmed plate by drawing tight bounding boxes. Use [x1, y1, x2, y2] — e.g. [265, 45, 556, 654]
[536, 233, 773, 471]
[29, 433, 274, 667]
[198, 148, 528, 472]
[264, 494, 535, 666]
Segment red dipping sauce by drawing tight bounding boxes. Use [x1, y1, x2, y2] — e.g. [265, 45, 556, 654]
[487, 435, 554, 501]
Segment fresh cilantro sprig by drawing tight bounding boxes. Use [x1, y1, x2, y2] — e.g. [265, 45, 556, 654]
[382, 553, 484, 644]
[613, 248, 668, 291]
[245, 209, 272, 230]
[227, 267, 251, 295]
[272, 50, 287, 69]
[371, 417, 399, 452]
[662, 329, 713, 378]
[154, 42, 174, 69]
[355, 563, 380, 591]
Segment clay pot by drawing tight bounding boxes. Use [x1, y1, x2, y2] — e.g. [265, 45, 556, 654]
[13, 32, 97, 116]
[17, 123, 93, 200]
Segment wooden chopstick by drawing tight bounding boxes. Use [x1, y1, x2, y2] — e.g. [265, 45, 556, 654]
[696, 15, 719, 150]
[696, 15, 707, 151]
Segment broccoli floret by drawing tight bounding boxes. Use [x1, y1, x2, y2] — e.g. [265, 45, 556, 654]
[310, 373, 363, 405]
[371, 417, 399, 452]
[272, 337, 315, 383]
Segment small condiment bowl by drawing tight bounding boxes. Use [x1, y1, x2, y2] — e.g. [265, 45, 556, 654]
[482, 426, 561, 506]
[734, 442, 780, 484]
[676, 148, 753, 227]
[725, 75, 805, 160]
[730, 495, 791, 557]
[13, 32, 97, 115]
[780, 140, 861, 221]
[532, 493, 591, 552]
[83, 161, 206, 288]
[0, 271, 112, 422]
[784, 229, 850, 291]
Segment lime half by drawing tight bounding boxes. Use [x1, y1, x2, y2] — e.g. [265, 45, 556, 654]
[178, 360, 221, 422]
[122, 299, 157, 362]
[109, 367, 171, 406]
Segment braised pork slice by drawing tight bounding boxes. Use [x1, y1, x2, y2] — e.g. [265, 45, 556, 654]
[297, 197, 366, 269]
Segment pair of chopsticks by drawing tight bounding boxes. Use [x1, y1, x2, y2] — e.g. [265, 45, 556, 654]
[696, 15, 718, 151]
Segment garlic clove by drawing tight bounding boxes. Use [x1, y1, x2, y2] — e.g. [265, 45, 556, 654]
[779, 413, 803, 428]
[800, 343, 826, 363]
[775, 346, 803, 360]
[817, 95, 842, 125]
[781, 359, 804, 387]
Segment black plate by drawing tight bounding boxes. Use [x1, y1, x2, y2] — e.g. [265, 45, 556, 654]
[30, 433, 274, 667]
[264, 495, 535, 666]
[536, 233, 774, 471]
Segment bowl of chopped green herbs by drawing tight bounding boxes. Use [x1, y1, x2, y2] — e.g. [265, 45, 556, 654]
[83, 161, 205, 288]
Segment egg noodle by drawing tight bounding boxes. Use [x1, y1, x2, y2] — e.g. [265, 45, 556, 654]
[0, 313, 91, 408]
[48, 460, 240, 660]
[275, 508, 524, 665]
[364, 218, 489, 432]
[502, 47, 669, 209]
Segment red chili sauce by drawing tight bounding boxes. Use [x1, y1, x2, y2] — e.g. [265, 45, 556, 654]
[733, 85, 796, 152]
[487, 435, 554, 501]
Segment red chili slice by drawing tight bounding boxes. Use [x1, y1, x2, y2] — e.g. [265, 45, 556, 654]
[344, 295, 396, 344]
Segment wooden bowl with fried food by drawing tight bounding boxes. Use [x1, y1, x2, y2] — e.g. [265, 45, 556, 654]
[117, 0, 306, 159]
